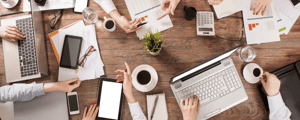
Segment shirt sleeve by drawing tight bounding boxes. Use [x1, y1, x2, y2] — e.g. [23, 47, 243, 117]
[0, 82, 45, 103]
[267, 92, 291, 120]
[128, 101, 147, 120]
[93, 0, 117, 14]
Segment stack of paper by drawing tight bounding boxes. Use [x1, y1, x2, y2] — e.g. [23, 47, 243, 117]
[124, 0, 173, 39]
[241, 0, 280, 44]
[48, 21, 105, 81]
[274, 0, 300, 35]
[23, 0, 75, 12]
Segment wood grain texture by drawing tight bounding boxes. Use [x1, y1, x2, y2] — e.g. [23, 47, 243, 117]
[1, 0, 300, 120]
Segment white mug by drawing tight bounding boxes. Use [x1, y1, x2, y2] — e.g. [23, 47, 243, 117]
[103, 16, 116, 32]
[132, 65, 158, 92]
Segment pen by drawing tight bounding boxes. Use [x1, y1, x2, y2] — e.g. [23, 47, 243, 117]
[136, 22, 147, 27]
[150, 95, 159, 120]
[0, 11, 24, 17]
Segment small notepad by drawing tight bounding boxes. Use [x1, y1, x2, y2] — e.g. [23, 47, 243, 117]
[146, 93, 168, 120]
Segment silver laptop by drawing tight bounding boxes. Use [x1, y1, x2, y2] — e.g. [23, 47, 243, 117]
[1, 0, 48, 83]
[170, 45, 248, 120]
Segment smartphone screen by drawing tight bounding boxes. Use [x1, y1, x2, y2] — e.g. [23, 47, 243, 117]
[68, 95, 79, 112]
[60, 35, 82, 69]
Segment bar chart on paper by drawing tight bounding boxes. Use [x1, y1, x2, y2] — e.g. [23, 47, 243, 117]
[125, 0, 173, 39]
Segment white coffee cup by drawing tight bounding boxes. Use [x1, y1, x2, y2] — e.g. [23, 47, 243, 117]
[243, 63, 263, 84]
[1, 0, 18, 8]
[132, 65, 158, 92]
[103, 16, 116, 32]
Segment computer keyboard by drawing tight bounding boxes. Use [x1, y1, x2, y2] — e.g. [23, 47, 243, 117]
[176, 66, 243, 106]
[16, 18, 38, 77]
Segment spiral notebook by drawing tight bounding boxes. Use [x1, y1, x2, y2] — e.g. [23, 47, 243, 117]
[146, 93, 168, 120]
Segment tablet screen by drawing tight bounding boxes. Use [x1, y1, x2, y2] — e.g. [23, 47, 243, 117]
[98, 81, 123, 119]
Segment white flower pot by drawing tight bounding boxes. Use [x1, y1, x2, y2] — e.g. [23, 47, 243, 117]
[148, 48, 162, 56]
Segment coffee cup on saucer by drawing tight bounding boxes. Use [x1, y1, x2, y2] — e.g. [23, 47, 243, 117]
[1, 0, 19, 8]
[243, 63, 263, 84]
[132, 64, 158, 92]
[103, 16, 116, 32]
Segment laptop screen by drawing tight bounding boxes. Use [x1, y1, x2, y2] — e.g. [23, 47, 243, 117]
[170, 45, 241, 83]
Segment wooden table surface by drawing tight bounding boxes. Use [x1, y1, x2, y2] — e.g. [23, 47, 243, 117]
[1, 0, 300, 120]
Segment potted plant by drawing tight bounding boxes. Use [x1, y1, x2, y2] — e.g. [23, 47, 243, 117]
[138, 29, 164, 56]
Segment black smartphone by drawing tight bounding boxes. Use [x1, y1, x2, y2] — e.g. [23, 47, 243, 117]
[60, 35, 82, 69]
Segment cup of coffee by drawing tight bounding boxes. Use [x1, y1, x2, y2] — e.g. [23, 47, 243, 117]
[132, 65, 158, 92]
[183, 6, 197, 21]
[243, 63, 263, 84]
[103, 16, 116, 32]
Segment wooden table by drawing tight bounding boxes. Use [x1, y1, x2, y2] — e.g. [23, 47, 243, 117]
[1, 0, 300, 120]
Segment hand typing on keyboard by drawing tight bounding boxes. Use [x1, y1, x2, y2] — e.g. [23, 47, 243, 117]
[181, 96, 200, 120]
[0, 25, 25, 42]
[260, 72, 281, 97]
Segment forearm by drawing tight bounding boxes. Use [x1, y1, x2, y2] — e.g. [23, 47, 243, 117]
[124, 92, 137, 104]
[43, 83, 58, 93]
[0, 83, 45, 102]
[109, 10, 124, 27]
[268, 92, 291, 120]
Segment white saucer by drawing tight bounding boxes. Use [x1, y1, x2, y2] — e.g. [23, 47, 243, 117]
[132, 64, 158, 92]
[243, 63, 263, 84]
[1, 0, 19, 9]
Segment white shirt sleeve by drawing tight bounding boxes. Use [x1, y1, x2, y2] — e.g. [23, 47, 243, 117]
[128, 101, 147, 120]
[93, 0, 117, 14]
[267, 92, 291, 120]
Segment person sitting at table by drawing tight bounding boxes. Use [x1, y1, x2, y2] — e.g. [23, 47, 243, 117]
[93, 0, 142, 33]
[114, 62, 200, 120]
[157, 0, 273, 20]
[260, 72, 291, 120]
[114, 62, 291, 120]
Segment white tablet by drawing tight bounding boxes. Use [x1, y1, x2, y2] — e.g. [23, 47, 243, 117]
[96, 78, 124, 120]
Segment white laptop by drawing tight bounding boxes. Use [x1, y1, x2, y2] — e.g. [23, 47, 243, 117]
[170, 45, 248, 120]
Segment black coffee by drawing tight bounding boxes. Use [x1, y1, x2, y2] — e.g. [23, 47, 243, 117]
[186, 8, 196, 18]
[253, 68, 261, 77]
[137, 70, 151, 85]
[105, 21, 114, 29]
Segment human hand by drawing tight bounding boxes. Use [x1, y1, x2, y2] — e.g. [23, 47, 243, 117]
[157, 0, 180, 20]
[260, 72, 281, 96]
[118, 16, 142, 33]
[0, 26, 25, 42]
[250, 0, 272, 16]
[44, 77, 81, 93]
[82, 103, 99, 120]
[208, 0, 224, 5]
[180, 96, 200, 120]
[115, 62, 136, 103]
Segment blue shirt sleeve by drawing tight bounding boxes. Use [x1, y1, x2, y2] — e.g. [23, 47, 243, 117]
[0, 82, 45, 103]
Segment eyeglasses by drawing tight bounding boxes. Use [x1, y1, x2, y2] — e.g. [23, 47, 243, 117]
[49, 9, 63, 29]
[78, 46, 96, 67]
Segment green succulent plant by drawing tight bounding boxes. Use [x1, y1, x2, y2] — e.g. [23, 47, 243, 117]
[137, 29, 164, 54]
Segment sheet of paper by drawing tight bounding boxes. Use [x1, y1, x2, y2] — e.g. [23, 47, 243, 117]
[213, 0, 242, 19]
[23, 0, 75, 12]
[273, 0, 300, 35]
[241, 0, 280, 44]
[125, 0, 173, 39]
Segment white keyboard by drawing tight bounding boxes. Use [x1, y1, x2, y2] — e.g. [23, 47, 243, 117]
[176, 66, 243, 106]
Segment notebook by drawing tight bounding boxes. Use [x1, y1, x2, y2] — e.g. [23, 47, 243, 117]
[146, 93, 168, 120]
[212, 0, 242, 19]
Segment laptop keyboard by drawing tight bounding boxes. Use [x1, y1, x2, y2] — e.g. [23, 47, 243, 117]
[16, 18, 38, 77]
[176, 66, 243, 106]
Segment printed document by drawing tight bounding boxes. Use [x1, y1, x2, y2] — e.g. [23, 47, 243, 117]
[241, 0, 280, 44]
[23, 0, 75, 12]
[124, 0, 173, 38]
[213, 0, 242, 19]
